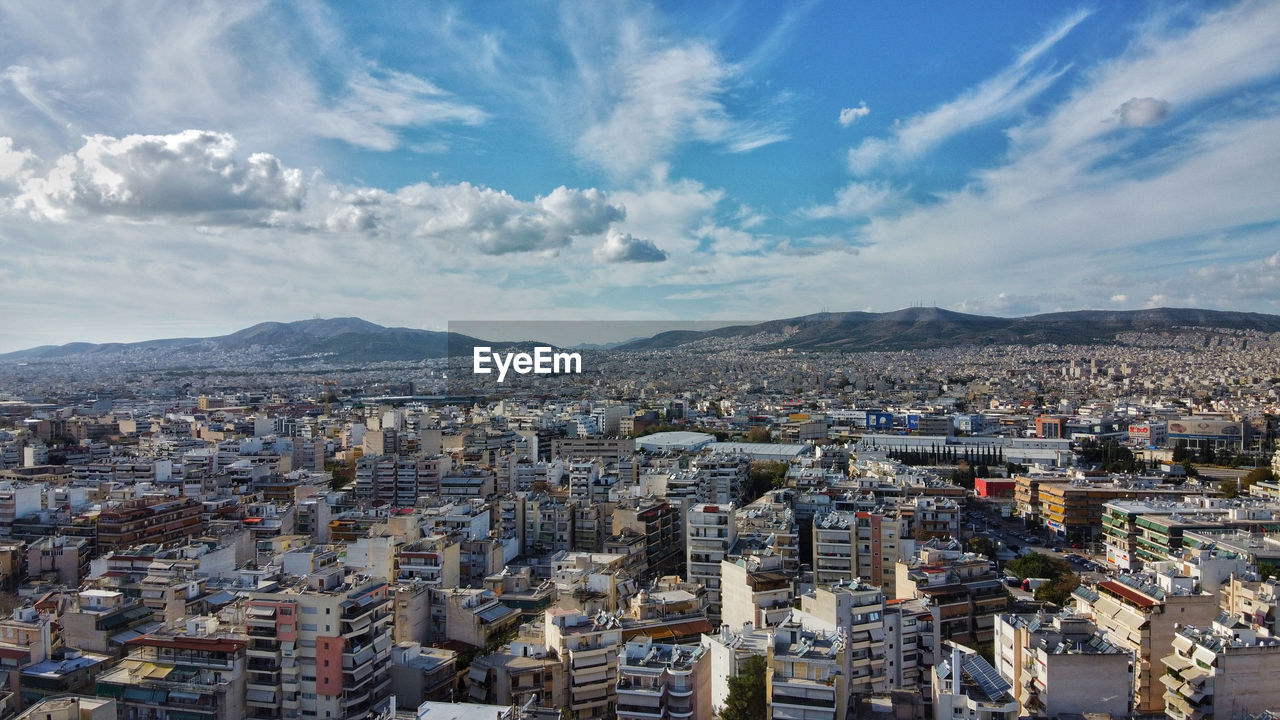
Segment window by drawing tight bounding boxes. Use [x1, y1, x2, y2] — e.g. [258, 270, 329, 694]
[302, 606, 318, 615]
[301, 623, 317, 632]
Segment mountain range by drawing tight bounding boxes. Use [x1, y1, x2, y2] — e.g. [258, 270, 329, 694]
[3, 307, 1278, 364]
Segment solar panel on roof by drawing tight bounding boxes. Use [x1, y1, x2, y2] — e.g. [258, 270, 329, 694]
[963, 654, 1012, 700]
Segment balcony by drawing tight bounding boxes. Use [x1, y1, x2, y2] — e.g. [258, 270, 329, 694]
[617, 704, 665, 719]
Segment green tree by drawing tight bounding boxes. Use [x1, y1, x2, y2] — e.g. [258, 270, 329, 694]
[968, 536, 997, 559]
[1241, 467, 1275, 495]
[1005, 552, 1072, 582]
[721, 654, 768, 720]
[1034, 574, 1081, 605]
[745, 461, 789, 501]
[745, 426, 772, 443]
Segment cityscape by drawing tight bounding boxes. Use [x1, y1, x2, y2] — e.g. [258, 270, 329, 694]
[2, 3, 1280, 720]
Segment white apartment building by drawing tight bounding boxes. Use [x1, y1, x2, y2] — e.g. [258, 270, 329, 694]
[686, 503, 736, 623]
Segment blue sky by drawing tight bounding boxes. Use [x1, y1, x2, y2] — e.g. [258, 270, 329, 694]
[1, 0, 1279, 351]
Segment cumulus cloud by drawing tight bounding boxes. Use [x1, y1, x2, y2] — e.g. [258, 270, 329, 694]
[593, 229, 668, 263]
[322, 181, 625, 256]
[838, 102, 870, 127]
[17, 130, 305, 223]
[0, 137, 35, 180]
[1115, 97, 1170, 127]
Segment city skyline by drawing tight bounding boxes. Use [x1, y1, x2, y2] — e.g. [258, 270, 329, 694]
[2, 1, 1280, 352]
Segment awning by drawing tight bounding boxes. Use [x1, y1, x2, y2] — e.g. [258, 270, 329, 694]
[169, 691, 202, 702]
[247, 606, 277, 617]
[1162, 653, 1193, 672]
[122, 687, 167, 704]
[469, 665, 489, 683]
[246, 688, 277, 703]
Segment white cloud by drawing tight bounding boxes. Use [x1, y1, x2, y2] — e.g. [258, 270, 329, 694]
[1110, 294, 1128, 303]
[804, 181, 899, 219]
[1115, 97, 1170, 127]
[847, 8, 1089, 174]
[17, 130, 305, 223]
[838, 102, 870, 127]
[0, 3, 484, 157]
[0, 136, 34, 180]
[594, 229, 668, 263]
[564, 7, 786, 177]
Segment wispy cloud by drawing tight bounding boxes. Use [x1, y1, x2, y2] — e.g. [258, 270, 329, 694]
[563, 6, 787, 178]
[0, 2, 485, 156]
[847, 8, 1090, 174]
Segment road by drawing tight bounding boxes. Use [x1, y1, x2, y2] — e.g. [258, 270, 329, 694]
[964, 502, 1111, 588]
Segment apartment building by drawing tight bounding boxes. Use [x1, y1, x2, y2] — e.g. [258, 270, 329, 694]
[95, 618, 247, 720]
[883, 598, 934, 691]
[615, 638, 709, 720]
[812, 508, 905, 594]
[94, 497, 205, 551]
[685, 504, 736, 624]
[895, 542, 1008, 647]
[799, 581, 887, 697]
[1161, 620, 1280, 720]
[612, 499, 682, 580]
[931, 643, 1018, 720]
[244, 578, 394, 720]
[544, 608, 624, 720]
[993, 612, 1133, 718]
[768, 611, 848, 720]
[720, 554, 793, 631]
[1072, 573, 1218, 714]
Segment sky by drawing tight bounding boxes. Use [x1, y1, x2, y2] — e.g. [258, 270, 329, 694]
[2, 0, 1280, 352]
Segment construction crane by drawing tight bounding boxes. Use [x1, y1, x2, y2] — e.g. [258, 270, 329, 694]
[321, 379, 339, 416]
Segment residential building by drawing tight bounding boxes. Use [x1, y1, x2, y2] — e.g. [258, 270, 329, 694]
[994, 612, 1133, 718]
[94, 617, 247, 720]
[685, 503, 736, 624]
[1072, 572, 1219, 714]
[931, 642, 1018, 720]
[615, 638, 709, 720]
[1161, 619, 1280, 720]
[720, 554, 793, 631]
[244, 578, 394, 720]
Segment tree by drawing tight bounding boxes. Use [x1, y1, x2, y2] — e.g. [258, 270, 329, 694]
[745, 426, 772, 443]
[721, 654, 768, 720]
[1005, 552, 1072, 582]
[1241, 467, 1275, 495]
[968, 536, 997, 559]
[1034, 574, 1081, 606]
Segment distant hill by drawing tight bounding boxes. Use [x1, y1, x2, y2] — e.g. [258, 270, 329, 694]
[5, 307, 1277, 365]
[0, 317, 503, 364]
[615, 307, 1280, 351]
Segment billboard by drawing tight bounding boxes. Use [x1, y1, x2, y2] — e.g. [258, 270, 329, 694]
[907, 414, 920, 430]
[866, 412, 894, 430]
[1168, 419, 1242, 437]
